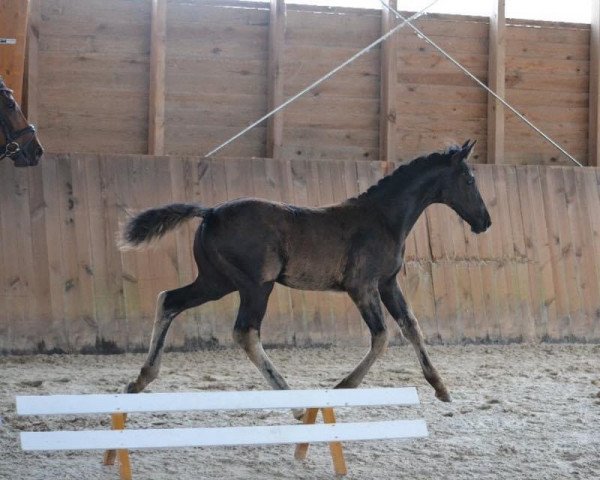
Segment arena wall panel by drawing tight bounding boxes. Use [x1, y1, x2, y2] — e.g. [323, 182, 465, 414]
[26, 0, 593, 166]
[2, 154, 600, 354]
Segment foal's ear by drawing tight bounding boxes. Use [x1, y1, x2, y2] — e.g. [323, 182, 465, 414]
[451, 139, 476, 165]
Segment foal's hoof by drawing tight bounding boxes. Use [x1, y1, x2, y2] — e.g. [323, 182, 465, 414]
[124, 382, 138, 394]
[293, 408, 306, 422]
[435, 389, 452, 402]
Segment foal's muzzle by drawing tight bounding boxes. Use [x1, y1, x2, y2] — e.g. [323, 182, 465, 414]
[471, 211, 492, 234]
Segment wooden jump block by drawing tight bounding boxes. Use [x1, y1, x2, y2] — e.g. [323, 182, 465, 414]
[16, 387, 428, 478]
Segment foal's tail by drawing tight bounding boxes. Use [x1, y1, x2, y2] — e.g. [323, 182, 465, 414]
[118, 203, 210, 250]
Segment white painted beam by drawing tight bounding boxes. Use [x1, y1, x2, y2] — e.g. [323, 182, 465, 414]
[21, 419, 428, 451]
[17, 387, 420, 415]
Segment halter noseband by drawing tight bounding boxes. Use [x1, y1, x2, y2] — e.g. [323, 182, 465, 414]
[0, 86, 37, 161]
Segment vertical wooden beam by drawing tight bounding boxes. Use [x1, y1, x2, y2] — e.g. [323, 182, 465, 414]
[267, 0, 286, 159]
[0, 0, 30, 103]
[24, 0, 39, 121]
[148, 0, 167, 155]
[589, 0, 600, 166]
[321, 407, 348, 476]
[380, 0, 398, 163]
[487, 0, 506, 164]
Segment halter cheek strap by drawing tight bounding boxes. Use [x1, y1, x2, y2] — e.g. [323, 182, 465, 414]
[0, 84, 37, 161]
[0, 124, 37, 161]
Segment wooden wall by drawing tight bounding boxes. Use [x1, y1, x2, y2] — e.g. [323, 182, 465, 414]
[164, 0, 269, 157]
[505, 20, 590, 165]
[33, 0, 151, 153]
[395, 14, 490, 163]
[2, 153, 600, 354]
[25, 0, 593, 166]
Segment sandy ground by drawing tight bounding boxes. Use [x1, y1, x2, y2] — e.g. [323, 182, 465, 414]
[1, 343, 599, 480]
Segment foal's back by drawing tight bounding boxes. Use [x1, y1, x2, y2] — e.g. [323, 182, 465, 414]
[198, 197, 396, 291]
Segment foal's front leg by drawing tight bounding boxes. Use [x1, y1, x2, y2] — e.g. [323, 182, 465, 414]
[335, 286, 388, 389]
[233, 283, 304, 420]
[379, 278, 451, 402]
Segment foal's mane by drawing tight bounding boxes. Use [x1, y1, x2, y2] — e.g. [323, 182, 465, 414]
[358, 145, 461, 199]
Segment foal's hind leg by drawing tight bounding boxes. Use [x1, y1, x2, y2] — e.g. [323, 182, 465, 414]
[379, 278, 451, 402]
[126, 279, 229, 394]
[335, 285, 388, 389]
[232, 283, 303, 419]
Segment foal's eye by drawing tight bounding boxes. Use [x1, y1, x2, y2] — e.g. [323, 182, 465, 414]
[466, 177, 475, 185]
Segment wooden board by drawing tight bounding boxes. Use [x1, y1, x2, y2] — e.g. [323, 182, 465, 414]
[17, 387, 421, 415]
[21, 419, 428, 451]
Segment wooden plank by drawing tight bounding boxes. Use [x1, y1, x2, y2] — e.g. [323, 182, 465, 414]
[505, 56, 590, 77]
[21, 419, 428, 451]
[148, 0, 167, 155]
[504, 166, 535, 340]
[39, 156, 68, 350]
[494, 166, 526, 340]
[540, 168, 572, 339]
[321, 407, 347, 476]
[286, 9, 381, 49]
[294, 407, 319, 460]
[99, 156, 128, 342]
[479, 166, 511, 341]
[17, 387, 421, 415]
[586, 170, 600, 338]
[266, 0, 285, 159]
[506, 23, 590, 45]
[84, 155, 121, 347]
[572, 168, 600, 339]
[554, 168, 583, 338]
[0, 164, 31, 351]
[562, 168, 589, 339]
[425, 204, 457, 343]
[25, 165, 52, 351]
[120, 158, 155, 347]
[506, 38, 589, 61]
[526, 166, 556, 339]
[69, 156, 98, 348]
[0, 0, 30, 102]
[516, 166, 544, 339]
[380, 0, 398, 162]
[487, 0, 505, 164]
[590, 0, 600, 166]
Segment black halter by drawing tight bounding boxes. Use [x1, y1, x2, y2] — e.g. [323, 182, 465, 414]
[0, 86, 37, 161]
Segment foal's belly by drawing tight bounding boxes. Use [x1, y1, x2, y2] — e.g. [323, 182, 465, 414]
[276, 269, 344, 292]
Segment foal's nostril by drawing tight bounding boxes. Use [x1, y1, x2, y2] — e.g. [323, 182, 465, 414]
[485, 215, 492, 230]
[35, 145, 44, 161]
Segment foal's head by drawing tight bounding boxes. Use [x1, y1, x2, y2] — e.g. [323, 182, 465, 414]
[438, 140, 491, 234]
[0, 76, 43, 167]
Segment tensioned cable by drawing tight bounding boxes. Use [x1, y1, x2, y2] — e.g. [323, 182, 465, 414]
[204, 0, 442, 158]
[380, 0, 583, 167]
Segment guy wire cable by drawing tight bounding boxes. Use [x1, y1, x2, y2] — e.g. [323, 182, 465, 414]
[204, 0, 443, 158]
[379, 0, 583, 167]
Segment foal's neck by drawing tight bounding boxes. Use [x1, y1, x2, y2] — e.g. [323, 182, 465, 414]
[360, 163, 447, 242]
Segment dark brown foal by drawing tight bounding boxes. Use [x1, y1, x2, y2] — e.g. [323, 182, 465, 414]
[121, 141, 490, 410]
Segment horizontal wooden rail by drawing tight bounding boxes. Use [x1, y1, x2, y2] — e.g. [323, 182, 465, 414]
[21, 419, 428, 451]
[17, 387, 419, 415]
